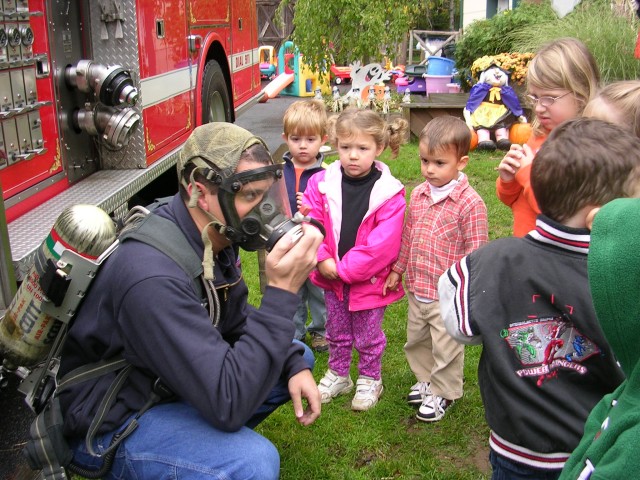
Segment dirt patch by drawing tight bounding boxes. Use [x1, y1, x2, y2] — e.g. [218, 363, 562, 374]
[402, 410, 491, 475]
[457, 435, 491, 475]
[354, 449, 378, 468]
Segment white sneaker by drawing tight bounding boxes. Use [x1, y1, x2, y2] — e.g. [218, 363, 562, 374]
[351, 376, 383, 411]
[407, 381, 431, 405]
[318, 369, 353, 403]
[416, 394, 454, 422]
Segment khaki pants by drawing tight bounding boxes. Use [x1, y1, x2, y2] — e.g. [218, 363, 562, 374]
[404, 293, 464, 400]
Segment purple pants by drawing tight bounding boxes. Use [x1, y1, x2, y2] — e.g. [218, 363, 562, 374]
[324, 286, 386, 379]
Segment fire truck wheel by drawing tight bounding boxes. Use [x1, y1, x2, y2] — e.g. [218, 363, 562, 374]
[202, 60, 232, 124]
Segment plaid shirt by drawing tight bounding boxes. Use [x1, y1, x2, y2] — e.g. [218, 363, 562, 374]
[392, 175, 488, 300]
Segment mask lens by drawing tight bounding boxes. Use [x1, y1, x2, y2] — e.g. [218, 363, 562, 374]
[217, 165, 294, 251]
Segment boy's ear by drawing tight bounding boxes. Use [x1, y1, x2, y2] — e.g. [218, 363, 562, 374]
[322, 134, 328, 143]
[457, 155, 470, 170]
[281, 132, 288, 142]
[586, 206, 601, 231]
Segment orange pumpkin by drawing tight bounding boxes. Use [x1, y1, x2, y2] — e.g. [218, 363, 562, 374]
[469, 128, 478, 150]
[510, 123, 533, 145]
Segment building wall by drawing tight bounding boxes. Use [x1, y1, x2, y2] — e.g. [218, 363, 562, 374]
[462, 0, 488, 28]
[462, 0, 515, 30]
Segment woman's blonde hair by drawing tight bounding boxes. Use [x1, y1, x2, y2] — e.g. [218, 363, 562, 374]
[328, 108, 409, 158]
[527, 37, 600, 135]
[583, 80, 640, 139]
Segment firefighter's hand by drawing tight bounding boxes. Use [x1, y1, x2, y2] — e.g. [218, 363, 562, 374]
[288, 369, 321, 426]
[266, 223, 322, 294]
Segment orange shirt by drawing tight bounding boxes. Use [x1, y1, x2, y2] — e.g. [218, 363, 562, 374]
[495, 134, 547, 237]
[294, 166, 305, 193]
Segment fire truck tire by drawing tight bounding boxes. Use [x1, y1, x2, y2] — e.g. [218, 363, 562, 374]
[202, 60, 232, 124]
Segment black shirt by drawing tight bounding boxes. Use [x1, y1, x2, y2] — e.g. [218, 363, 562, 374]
[338, 166, 381, 258]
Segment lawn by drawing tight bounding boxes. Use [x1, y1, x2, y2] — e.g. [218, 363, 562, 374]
[240, 144, 511, 480]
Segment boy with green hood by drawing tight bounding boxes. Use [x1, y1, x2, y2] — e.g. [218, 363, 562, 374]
[559, 197, 640, 480]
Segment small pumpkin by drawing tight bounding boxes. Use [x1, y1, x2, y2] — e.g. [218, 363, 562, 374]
[510, 122, 532, 145]
[469, 128, 478, 151]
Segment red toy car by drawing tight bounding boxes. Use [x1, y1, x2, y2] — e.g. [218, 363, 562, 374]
[330, 64, 351, 85]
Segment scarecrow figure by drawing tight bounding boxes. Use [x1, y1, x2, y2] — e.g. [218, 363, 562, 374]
[463, 64, 527, 151]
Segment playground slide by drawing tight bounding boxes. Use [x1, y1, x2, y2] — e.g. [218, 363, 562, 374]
[259, 72, 294, 102]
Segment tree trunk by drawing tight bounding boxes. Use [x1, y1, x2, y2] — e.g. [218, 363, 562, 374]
[397, 32, 408, 66]
[425, 3, 433, 29]
[449, 0, 455, 30]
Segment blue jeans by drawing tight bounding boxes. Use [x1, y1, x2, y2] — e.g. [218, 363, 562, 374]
[70, 341, 314, 480]
[490, 451, 561, 480]
[293, 278, 327, 340]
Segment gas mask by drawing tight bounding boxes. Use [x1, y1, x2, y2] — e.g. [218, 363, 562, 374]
[215, 164, 324, 251]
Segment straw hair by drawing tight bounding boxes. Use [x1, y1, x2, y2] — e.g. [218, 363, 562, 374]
[283, 99, 328, 137]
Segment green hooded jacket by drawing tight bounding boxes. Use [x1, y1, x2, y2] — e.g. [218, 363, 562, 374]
[559, 198, 640, 479]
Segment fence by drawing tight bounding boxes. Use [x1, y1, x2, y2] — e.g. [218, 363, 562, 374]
[408, 30, 460, 65]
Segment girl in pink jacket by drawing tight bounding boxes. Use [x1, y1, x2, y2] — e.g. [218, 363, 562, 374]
[302, 108, 407, 411]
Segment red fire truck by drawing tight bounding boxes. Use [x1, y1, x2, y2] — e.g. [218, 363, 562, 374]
[0, 0, 263, 475]
[1, 0, 263, 281]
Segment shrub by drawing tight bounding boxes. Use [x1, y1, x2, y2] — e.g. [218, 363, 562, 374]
[509, 0, 640, 83]
[454, 1, 557, 90]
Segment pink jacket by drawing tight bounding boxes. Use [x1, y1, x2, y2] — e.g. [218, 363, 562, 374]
[303, 160, 406, 311]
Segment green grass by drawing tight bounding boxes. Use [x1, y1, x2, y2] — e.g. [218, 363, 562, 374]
[241, 144, 511, 480]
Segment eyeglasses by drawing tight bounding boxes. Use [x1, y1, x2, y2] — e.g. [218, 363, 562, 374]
[525, 91, 572, 107]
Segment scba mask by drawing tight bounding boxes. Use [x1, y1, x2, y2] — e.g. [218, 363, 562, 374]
[216, 164, 323, 251]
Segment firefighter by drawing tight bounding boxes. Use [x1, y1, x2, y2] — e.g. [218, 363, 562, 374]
[57, 123, 323, 479]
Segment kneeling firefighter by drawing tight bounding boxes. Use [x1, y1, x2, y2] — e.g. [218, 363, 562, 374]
[21, 123, 325, 480]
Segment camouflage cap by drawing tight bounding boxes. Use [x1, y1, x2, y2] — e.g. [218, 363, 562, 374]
[177, 122, 269, 188]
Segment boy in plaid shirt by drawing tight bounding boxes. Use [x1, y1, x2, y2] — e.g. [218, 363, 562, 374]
[384, 116, 488, 422]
